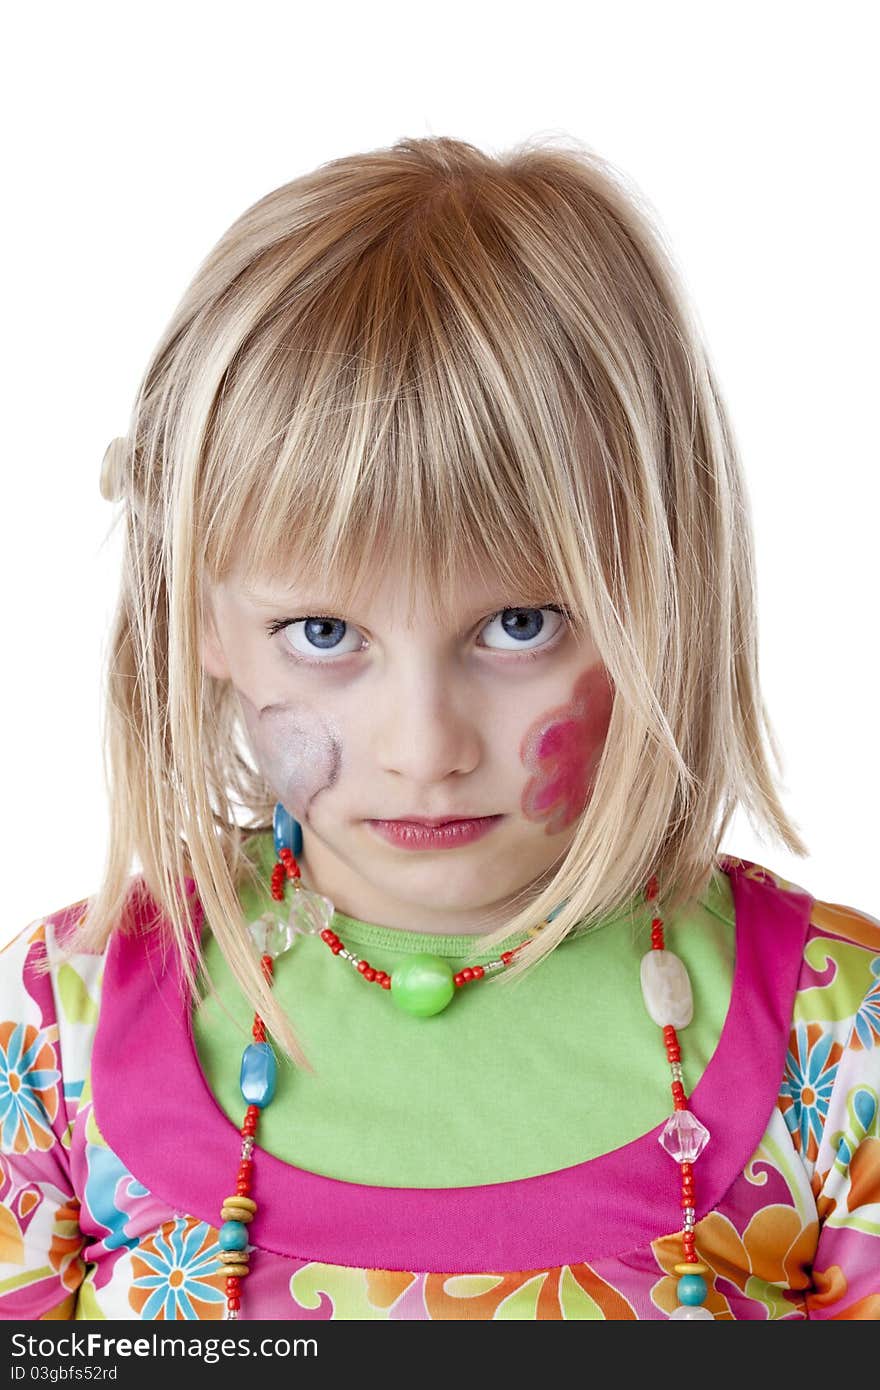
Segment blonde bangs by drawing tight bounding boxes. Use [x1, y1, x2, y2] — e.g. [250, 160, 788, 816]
[198, 195, 596, 635]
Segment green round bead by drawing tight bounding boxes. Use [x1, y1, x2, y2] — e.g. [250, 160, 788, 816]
[390, 953, 455, 1017]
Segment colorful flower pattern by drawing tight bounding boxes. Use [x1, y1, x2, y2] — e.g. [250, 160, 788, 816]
[780, 1022, 843, 1161]
[0, 864, 878, 1320]
[127, 1219, 226, 1320]
[0, 1022, 61, 1154]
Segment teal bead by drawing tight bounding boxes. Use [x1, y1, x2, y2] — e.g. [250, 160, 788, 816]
[273, 802, 303, 857]
[240, 1041, 277, 1107]
[219, 1220, 248, 1252]
[390, 953, 455, 1017]
[676, 1273, 708, 1306]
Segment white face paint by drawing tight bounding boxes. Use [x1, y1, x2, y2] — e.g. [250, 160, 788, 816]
[237, 692, 342, 825]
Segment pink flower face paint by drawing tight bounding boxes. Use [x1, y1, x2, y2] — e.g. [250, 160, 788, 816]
[237, 690, 342, 825]
[520, 663, 615, 835]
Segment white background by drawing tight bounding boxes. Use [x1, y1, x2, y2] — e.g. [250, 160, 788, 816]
[2, 1, 877, 946]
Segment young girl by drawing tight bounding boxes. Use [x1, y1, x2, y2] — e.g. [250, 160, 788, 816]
[1, 134, 878, 1323]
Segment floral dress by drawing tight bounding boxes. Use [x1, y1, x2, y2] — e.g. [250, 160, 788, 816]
[0, 855, 878, 1320]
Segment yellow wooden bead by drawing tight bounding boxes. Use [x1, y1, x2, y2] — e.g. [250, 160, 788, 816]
[221, 1206, 255, 1224]
[219, 1248, 250, 1262]
[221, 1262, 251, 1278]
[674, 1261, 708, 1276]
[222, 1195, 257, 1213]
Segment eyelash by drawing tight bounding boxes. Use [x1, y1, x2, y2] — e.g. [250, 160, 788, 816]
[264, 605, 571, 666]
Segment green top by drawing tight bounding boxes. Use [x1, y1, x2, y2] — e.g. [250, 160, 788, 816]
[192, 832, 735, 1187]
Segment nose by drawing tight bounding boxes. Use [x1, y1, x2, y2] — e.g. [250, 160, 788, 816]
[371, 660, 483, 784]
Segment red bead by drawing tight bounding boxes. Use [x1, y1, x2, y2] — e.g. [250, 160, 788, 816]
[473, 965, 484, 979]
[364, 968, 376, 982]
[235, 1181, 251, 1195]
[227, 1297, 241, 1310]
[357, 959, 370, 974]
[381, 977, 391, 989]
[501, 951, 514, 964]
[680, 1163, 693, 1177]
[331, 942, 343, 954]
[461, 968, 473, 982]
[645, 877, 658, 901]
[225, 1277, 241, 1292]
[454, 974, 464, 986]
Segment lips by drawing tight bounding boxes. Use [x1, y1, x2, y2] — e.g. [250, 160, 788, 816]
[366, 815, 504, 850]
[380, 816, 491, 827]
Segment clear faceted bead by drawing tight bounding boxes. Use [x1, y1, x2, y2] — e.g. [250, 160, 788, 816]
[288, 886, 336, 938]
[247, 913, 295, 958]
[658, 1109, 711, 1163]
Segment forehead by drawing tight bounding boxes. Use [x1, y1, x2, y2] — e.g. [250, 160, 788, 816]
[226, 549, 553, 625]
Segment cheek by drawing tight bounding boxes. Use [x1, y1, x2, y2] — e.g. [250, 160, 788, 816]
[519, 663, 615, 834]
[238, 691, 343, 822]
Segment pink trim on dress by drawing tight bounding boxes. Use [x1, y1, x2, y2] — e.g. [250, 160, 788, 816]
[91, 858, 813, 1271]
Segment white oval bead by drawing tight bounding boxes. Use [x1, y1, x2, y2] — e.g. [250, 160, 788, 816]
[639, 949, 694, 1028]
[669, 1304, 714, 1319]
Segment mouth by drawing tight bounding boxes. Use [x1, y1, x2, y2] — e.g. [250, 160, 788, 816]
[380, 814, 495, 827]
[365, 815, 504, 850]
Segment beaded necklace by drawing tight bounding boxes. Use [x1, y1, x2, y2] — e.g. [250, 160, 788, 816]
[216, 803, 713, 1321]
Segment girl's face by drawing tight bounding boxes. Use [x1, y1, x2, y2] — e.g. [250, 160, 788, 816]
[202, 557, 615, 934]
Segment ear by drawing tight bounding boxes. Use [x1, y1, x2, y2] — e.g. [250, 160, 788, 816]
[200, 601, 231, 681]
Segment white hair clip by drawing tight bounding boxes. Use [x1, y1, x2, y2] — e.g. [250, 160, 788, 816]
[100, 436, 128, 502]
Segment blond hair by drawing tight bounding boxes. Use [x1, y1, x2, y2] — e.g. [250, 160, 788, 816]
[56, 133, 808, 1068]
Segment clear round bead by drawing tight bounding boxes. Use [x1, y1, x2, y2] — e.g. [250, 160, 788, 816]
[669, 1304, 714, 1319]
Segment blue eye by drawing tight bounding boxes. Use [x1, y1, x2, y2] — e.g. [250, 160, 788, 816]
[267, 615, 363, 660]
[265, 605, 570, 664]
[479, 606, 567, 653]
